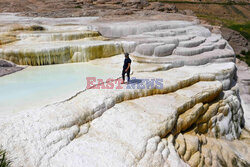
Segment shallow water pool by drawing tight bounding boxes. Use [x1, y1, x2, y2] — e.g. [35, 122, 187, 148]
[0, 63, 120, 115]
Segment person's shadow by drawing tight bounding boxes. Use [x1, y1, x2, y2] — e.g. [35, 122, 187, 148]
[129, 78, 143, 84]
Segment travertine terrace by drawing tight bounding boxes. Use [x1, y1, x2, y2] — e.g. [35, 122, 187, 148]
[0, 13, 249, 167]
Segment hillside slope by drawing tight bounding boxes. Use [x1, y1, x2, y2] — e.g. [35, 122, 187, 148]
[0, 0, 82, 17]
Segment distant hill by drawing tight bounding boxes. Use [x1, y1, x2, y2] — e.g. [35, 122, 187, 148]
[150, 0, 250, 3]
[0, 0, 151, 17]
[0, 0, 78, 13]
[0, 0, 177, 17]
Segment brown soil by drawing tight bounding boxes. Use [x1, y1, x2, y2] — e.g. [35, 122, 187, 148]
[175, 4, 250, 24]
[0, 0, 178, 18]
[221, 27, 250, 55]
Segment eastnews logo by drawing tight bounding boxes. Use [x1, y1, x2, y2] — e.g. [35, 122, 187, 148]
[86, 77, 163, 89]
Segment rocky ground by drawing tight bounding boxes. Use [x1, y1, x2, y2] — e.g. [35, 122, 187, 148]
[0, 0, 177, 17]
[237, 59, 250, 130]
[221, 27, 250, 55]
[0, 60, 24, 77]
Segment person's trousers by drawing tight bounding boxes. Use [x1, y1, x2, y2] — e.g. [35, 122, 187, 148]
[122, 68, 130, 83]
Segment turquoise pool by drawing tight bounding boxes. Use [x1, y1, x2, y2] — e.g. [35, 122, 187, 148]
[0, 63, 120, 115]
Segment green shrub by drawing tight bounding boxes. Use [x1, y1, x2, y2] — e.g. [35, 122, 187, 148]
[74, 5, 82, 9]
[228, 22, 250, 41]
[12, 25, 45, 31]
[236, 51, 250, 66]
[30, 25, 45, 31]
[0, 151, 10, 167]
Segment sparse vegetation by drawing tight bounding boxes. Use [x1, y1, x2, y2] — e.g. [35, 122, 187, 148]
[228, 23, 250, 40]
[197, 14, 250, 40]
[74, 5, 82, 9]
[196, 15, 250, 65]
[237, 51, 250, 66]
[150, 1, 250, 41]
[12, 25, 45, 31]
[30, 25, 45, 31]
[0, 150, 10, 167]
[149, 0, 249, 5]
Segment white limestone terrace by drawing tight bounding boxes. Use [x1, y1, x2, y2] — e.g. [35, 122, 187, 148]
[0, 14, 234, 67]
[0, 13, 250, 167]
[17, 31, 101, 41]
[237, 60, 250, 131]
[119, 25, 234, 66]
[95, 20, 199, 38]
[0, 40, 123, 65]
[0, 62, 247, 167]
[0, 13, 98, 26]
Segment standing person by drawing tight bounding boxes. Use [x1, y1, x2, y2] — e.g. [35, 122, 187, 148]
[122, 53, 131, 84]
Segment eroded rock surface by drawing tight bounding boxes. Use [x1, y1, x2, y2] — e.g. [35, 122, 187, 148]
[0, 15, 234, 67]
[237, 59, 250, 131]
[0, 59, 24, 77]
[221, 27, 250, 55]
[1, 61, 248, 167]
[0, 14, 249, 167]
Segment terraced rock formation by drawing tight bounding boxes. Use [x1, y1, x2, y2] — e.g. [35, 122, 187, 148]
[0, 16, 234, 67]
[0, 13, 249, 167]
